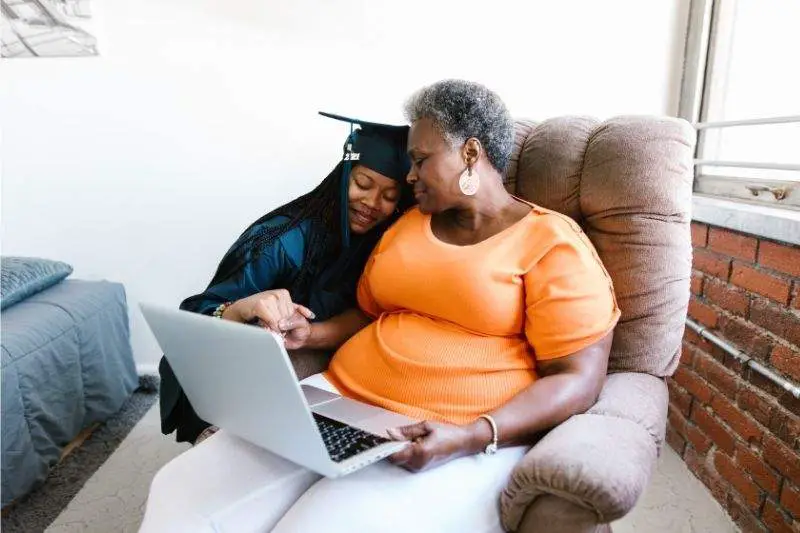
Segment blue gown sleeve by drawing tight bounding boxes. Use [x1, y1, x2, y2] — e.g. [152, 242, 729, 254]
[180, 219, 308, 315]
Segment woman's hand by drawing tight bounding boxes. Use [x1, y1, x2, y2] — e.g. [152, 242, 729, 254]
[278, 312, 312, 350]
[223, 289, 314, 332]
[386, 420, 485, 472]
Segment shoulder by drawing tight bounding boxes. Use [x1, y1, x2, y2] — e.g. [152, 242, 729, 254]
[241, 216, 318, 266]
[525, 205, 584, 240]
[373, 207, 424, 251]
[514, 203, 601, 268]
[394, 206, 425, 231]
[241, 214, 296, 237]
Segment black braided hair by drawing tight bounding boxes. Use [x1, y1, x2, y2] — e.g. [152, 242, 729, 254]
[192, 161, 412, 308]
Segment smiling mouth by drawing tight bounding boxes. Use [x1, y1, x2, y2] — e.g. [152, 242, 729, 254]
[351, 209, 377, 226]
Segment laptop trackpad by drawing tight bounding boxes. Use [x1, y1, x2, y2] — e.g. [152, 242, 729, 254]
[301, 385, 340, 407]
[312, 397, 419, 436]
[312, 397, 379, 422]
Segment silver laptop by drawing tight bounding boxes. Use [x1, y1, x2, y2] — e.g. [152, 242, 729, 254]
[140, 302, 416, 478]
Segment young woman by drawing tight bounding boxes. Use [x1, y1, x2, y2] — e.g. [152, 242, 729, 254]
[159, 112, 413, 444]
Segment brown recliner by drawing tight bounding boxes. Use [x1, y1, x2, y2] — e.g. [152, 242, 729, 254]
[294, 115, 696, 532]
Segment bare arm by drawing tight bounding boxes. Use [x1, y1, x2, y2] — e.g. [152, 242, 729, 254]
[306, 308, 372, 350]
[462, 331, 613, 453]
[388, 331, 613, 471]
[282, 308, 373, 351]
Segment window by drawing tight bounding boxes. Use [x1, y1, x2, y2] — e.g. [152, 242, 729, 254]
[680, 0, 800, 210]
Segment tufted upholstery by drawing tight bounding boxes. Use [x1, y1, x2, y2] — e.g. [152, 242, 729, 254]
[500, 116, 695, 531]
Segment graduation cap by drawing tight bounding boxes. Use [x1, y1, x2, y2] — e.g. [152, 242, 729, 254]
[319, 111, 411, 183]
[319, 111, 412, 248]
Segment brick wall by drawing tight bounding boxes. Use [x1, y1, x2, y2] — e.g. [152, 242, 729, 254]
[667, 223, 800, 533]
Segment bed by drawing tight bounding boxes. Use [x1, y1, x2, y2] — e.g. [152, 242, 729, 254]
[1, 264, 137, 507]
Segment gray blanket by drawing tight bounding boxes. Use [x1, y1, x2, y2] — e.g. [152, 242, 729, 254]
[1, 280, 137, 507]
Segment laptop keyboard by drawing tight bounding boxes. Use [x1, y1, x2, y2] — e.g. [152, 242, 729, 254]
[312, 412, 390, 463]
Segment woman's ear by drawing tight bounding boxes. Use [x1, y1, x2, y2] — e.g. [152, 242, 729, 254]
[461, 138, 482, 167]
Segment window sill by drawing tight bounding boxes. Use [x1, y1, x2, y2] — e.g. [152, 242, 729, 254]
[692, 194, 800, 245]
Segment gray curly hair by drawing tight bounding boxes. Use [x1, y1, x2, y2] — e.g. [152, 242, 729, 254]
[403, 79, 515, 173]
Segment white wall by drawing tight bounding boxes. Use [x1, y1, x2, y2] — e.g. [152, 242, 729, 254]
[0, 0, 690, 369]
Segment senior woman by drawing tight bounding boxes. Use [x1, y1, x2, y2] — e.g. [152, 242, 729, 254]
[140, 80, 620, 533]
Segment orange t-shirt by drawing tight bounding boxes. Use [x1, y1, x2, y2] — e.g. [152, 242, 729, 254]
[325, 204, 620, 424]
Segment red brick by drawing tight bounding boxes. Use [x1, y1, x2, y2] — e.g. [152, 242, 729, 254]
[749, 370, 793, 401]
[778, 387, 800, 416]
[719, 315, 775, 361]
[695, 349, 740, 398]
[710, 393, 763, 444]
[692, 406, 737, 455]
[714, 450, 763, 512]
[694, 248, 732, 280]
[735, 443, 781, 495]
[738, 384, 775, 428]
[688, 298, 719, 328]
[686, 424, 713, 454]
[791, 282, 800, 311]
[722, 353, 745, 374]
[668, 404, 689, 438]
[763, 434, 800, 480]
[691, 271, 704, 295]
[750, 297, 800, 348]
[710, 346, 729, 364]
[685, 446, 729, 506]
[680, 343, 696, 366]
[727, 495, 768, 533]
[781, 483, 800, 519]
[708, 227, 758, 261]
[758, 240, 800, 277]
[673, 366, 713, 404]
[704, 277, 750, 317]
[691, 222, 709, 247]
[666, 426, 687, 456]
[731, 262, 792, 305]
[762, 498, 794, 533]
[768, 404, 800, 450]
[683, 328, 715, 354]
[668, 379, 693, 417]
[771, 344, 800, 383]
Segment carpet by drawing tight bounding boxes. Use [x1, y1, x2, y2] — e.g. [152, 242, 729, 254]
[1, 378, 159, 533]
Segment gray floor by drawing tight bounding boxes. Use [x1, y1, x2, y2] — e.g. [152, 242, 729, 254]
[46, 405, 189, 533]
[46, 404, 737, 532]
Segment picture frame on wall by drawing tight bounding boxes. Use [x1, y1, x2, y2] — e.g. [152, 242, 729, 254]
[1, 0, 98, 58]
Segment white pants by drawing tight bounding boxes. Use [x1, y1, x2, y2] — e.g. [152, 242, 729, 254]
[140, 374, 528, 533]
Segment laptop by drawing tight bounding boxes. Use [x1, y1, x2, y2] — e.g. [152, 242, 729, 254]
[140, 302, 417, 478]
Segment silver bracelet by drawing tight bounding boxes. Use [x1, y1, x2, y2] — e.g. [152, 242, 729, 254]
[478, 414, 498, 455]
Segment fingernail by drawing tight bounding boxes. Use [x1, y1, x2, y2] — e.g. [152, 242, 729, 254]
[309, 312, 316, 320]
[279, 320, 288, 328]
[386, 428, 402, 440]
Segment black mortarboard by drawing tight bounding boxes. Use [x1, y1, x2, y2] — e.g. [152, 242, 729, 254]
[319, 111, 411, 182]
[319, 112, 411, 248]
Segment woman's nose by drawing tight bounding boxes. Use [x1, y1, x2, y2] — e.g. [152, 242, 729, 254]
[362, 189, 380, 208]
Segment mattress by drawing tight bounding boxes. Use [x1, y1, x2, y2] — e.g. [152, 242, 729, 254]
[1, 280, 137, 507]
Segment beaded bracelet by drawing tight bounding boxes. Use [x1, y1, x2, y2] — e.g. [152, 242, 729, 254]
[212, 301, 233, 319]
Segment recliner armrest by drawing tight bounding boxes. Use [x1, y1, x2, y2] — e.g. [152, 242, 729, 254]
[499, 373, 667, 531]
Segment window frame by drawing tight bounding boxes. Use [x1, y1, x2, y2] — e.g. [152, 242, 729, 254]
[679, 0, 800, 211]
